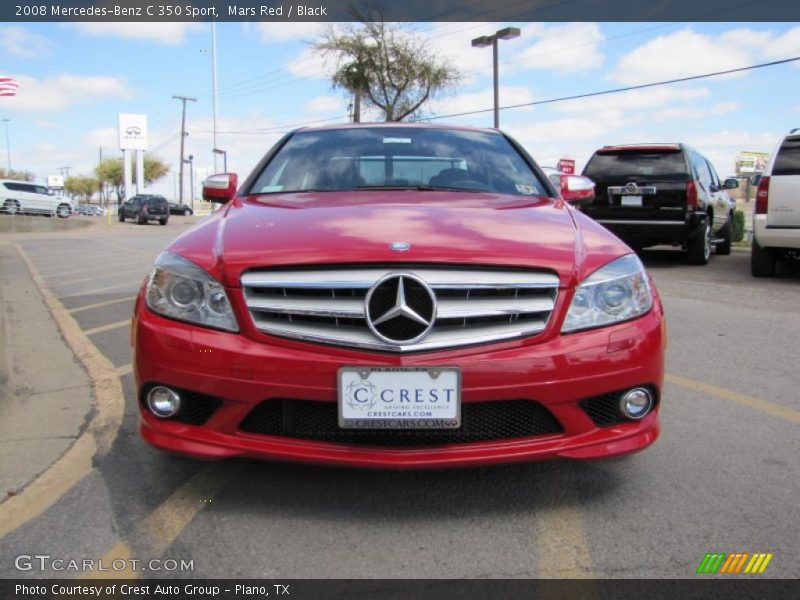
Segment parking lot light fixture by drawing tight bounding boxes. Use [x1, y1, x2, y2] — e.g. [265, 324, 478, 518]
[471, 27, 521, 128]
[213, 148, 227, 173]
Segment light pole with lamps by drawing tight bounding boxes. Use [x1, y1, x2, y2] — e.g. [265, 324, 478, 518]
[213, 148, 227, 172]
[471, 27, 521, 129]
[183, 155, 194, 211]
[2, 118, 10, 172]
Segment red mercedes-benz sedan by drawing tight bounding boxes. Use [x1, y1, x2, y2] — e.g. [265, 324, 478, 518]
[133, 124, 665, 469]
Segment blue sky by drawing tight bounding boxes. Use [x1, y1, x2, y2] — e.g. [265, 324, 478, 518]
[1, 21, 799, 198]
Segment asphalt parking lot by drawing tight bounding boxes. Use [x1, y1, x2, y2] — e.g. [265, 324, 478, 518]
[0, 216, 798, 579]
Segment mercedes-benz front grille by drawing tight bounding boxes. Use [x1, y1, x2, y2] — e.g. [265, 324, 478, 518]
[240, 266, 560, 352]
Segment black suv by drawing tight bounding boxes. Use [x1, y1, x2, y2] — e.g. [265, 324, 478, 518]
[118, 194, 169, 225]
[581, 144, 739, 265]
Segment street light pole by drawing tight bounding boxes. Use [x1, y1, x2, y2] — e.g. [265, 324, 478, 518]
[2, 119, 10, 172]
[211, 22, 220, 174]
[173, 95, 197, 206]
[471, 27, 521, 129]
[213, 148, 227, 172]
[184, 155, 194, 211]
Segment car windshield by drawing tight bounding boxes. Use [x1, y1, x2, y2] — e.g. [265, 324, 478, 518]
[248, 127, 547, 197]
[584, 150, 689, 182]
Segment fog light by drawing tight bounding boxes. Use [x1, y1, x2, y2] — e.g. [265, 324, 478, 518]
[619, 387, 653, 420]
[147, 386, 181, 418]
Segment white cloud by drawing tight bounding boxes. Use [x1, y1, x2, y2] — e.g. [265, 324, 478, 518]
[255, 22, 325, 43]
[0, 26, 54, 58]
[553, 87, 709, 114]
[305, 95, 347, 113]
[430, 85, 535, 117]
[70, 23, 204, 45]
[514, 23, 605, 73]
[2, 74, 132, 112]
[652, 101, 740, 122]
[609, 28, 756, 85]
[286, 47, 331, 80]
[762, 26, 800, 60]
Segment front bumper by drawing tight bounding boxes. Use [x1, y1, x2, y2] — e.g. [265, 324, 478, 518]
[134, 292, 665, 469]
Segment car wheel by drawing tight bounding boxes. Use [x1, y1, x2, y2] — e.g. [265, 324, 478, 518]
[183, 208, 191, 216]
[56, 204, 71, 218]
[715, 213, 732, 255]
[118, 211, 125, 222]
[3, 199, 19, 215]
[137, 212, 147, 225]
[159, 217, 168, 226]
[686, 220, 711, 265]
[751, 240, 776, 277]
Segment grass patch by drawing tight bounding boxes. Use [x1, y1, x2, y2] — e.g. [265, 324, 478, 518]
[0, 214, 94, 234]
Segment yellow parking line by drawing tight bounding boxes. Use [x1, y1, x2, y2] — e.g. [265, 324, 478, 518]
[534, 463, 594, 579]
[115, 363, 133, 377]
[0, 245, 125, 540]
[68, 281, 137, 298]
[86, 463, 242, 580]
[53, 266, 149, 288]
[666, 373, 800, 425]
[84, 319, 130, 337]
[69, 295, 137, 314]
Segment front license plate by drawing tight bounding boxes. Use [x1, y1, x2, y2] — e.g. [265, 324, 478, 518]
[620, 195, 643, 207]
[338, 367, 461, 429]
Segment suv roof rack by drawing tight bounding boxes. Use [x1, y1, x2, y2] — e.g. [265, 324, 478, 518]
[790, 128, 799, 134]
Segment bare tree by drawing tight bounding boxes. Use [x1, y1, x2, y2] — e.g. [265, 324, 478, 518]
[313, 5, 461, 121]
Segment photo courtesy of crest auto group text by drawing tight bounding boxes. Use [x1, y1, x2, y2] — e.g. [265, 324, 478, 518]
[0, 1, 799, 599]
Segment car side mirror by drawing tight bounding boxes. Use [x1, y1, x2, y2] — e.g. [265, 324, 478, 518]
[749, 174, 761, 187]
[202, 173, 238, 203]
[562, 175, 595, 206]
[723, 178, 740, 190]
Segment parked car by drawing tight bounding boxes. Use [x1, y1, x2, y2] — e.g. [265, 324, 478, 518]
[133, 124, 665, 469]
[118, 194, 169, 225]
[541, 166, 595, 205]
[73, 205, 91, 216]
[87, 205, 108, 216]
[169, 202, 194, 216]
[0, 179, 73, 218]
[580, 144, 738, 265]
[751, 129, 800, 277]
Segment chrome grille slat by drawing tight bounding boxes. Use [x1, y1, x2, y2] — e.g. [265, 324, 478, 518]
[242, 267, 559, 353]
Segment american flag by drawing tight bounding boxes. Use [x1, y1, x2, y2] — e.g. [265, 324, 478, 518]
[0, 77, 20, 97]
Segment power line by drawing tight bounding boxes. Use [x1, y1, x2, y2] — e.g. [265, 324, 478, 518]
[420, 56, 800, 122]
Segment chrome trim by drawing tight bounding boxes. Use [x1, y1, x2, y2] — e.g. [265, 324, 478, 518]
[241, 266, 559, 353]
[597, 220, 684, 226]
[608, 186, 656, 195]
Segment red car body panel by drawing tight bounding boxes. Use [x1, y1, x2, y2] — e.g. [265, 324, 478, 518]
[134, 125, 664, 469]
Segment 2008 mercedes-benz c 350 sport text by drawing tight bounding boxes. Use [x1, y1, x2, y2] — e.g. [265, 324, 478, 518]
[133, 124, 665, 468]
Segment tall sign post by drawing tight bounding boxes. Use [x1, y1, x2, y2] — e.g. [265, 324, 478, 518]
[117, 113, 148, 208]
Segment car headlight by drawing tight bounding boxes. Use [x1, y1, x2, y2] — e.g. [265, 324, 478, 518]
[561, 254, 653, 333]
[145, 252, 239, 332]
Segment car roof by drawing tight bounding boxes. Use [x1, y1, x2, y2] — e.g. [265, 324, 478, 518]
[0, 179, 46, 185]
[598, 143, 683, 153]
[295, 122, 499, 135]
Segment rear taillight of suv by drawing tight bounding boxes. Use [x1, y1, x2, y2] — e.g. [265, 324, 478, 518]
[755, 176, 770, 215]
[686, 181, 699, 210]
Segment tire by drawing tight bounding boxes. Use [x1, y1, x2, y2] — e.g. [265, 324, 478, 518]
[137, 212, 147, 225]
[686, 219, 711, 265]
[159, 217, 168, 226]
[751, 240, 776, 277]
[716, 213, 732, 255]
[3, 199, 19, 215]
[56, 204, 71, 219]
[118, 211, 125, 222]
[183, 208, 191, 216]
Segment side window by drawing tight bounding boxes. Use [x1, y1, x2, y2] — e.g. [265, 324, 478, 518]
[4, 182, 22, 192]
[22, 184, 39, 194]
[34, 185, 49, 195]
[705, 159, 721, 188]
[692, 152, 712, 189]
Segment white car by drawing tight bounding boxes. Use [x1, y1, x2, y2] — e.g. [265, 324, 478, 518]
[752, 129, 800, 276]
[0, 179, 74, 218]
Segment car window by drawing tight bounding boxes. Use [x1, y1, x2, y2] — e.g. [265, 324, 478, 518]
[4, 182, 23, 192]
[705, 159, 721, 188]
[249, 127, 547, 197]
[584, 150, 689, 182]
[773, 137, 800, 176]
[690, 151, 712, 189]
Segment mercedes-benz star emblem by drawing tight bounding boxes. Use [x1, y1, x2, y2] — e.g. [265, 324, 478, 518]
[365, 273, 436, 345]
[624, 182, 639, 193]
[390, 241, 411, 252]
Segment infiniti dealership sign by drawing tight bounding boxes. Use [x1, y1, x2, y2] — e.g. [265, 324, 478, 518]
[118, 113, 148, 151]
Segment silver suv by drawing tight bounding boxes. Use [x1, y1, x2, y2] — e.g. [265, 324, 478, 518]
[0, 179, 74, 218]
[752, 129, 800, 276]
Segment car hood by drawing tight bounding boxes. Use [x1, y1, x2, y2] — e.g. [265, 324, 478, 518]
[168, 191, 631, 288]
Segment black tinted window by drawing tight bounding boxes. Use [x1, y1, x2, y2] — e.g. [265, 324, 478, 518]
[249, 127, 547, 197]
[584, 150, 689, 182]
[4, 182, 24, 192]
[773, 138, 800, 176]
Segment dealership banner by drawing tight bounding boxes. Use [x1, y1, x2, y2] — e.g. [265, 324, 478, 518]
[4, 0, 799, 22]
[4, 579, 800, 600]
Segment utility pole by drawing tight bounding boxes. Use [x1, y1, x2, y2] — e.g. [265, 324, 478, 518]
[211, 22, 220, 173]
[173, 95, 196, 205]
